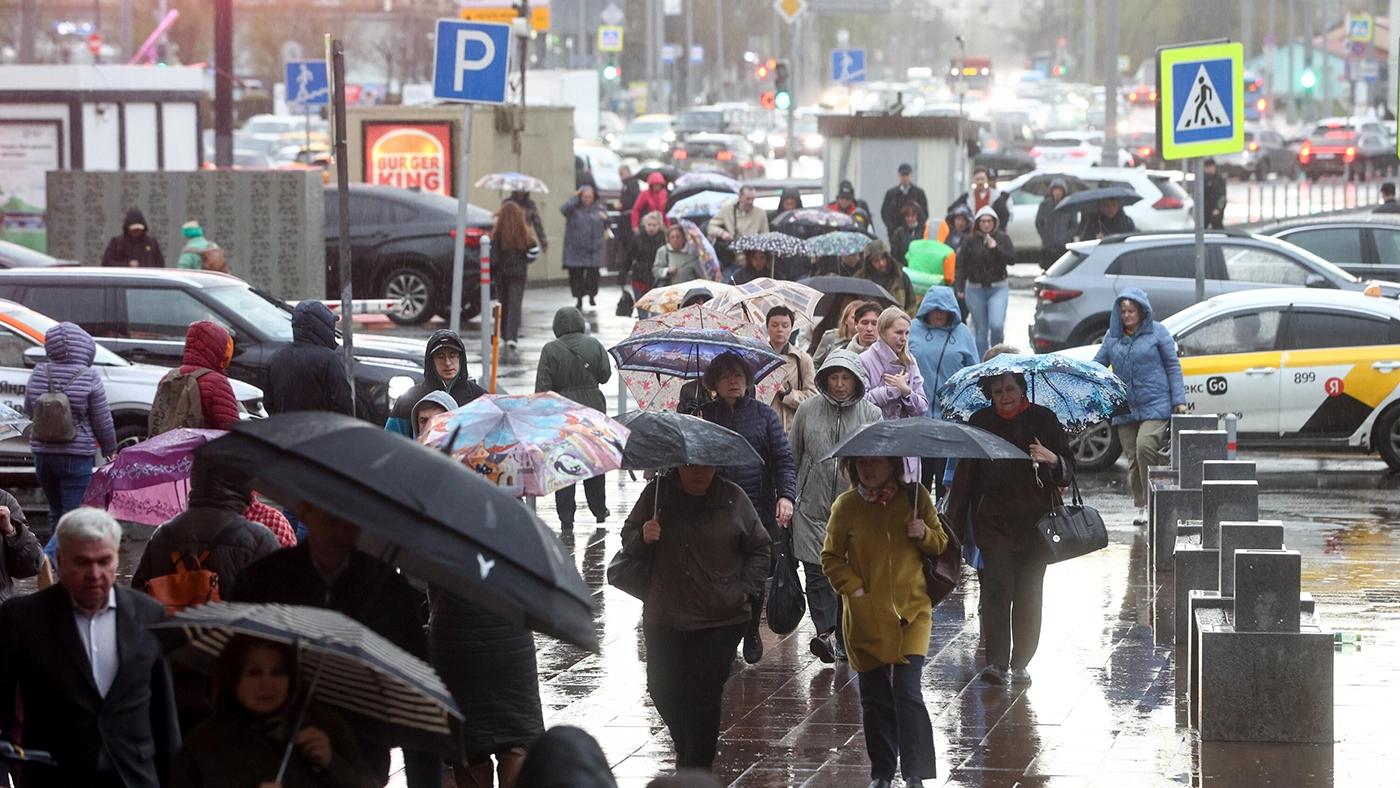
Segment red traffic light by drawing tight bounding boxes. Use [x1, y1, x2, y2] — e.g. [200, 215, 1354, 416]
[760, 91, 777, 110]
[765, 58, 778, 71]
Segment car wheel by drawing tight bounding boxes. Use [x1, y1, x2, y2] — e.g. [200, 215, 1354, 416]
[115, 422, 148, 452]
[1071, 421, 1122, 472]
[1255, 161, 1270, 181]
[383, 265, 437, 326]
[1375, 404, 1400, 471]
[1068, 319, 1111, 348]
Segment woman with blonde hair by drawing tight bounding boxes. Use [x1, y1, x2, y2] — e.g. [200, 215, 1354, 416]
[493, 200, 541, 352]
[860, 307, 928, 482]
[822, 454, 946, 788]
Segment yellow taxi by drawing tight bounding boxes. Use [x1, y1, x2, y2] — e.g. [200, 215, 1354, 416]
[1062, 288, 1400, 471]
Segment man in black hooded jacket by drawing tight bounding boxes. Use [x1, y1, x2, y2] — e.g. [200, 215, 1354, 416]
[385, 328, 487, 436]
[264, 301, 354, 416]
[101, 208, 165, 267]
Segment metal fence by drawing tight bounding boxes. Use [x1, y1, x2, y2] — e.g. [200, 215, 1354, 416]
[1229, 178, 1385, 225]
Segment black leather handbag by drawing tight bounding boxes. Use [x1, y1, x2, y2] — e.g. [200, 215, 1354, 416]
[615, 288, 636, 317]
[1034, 479, 1108, 564]
[766, 527, 805, 635]
[607, 549, 650, 600]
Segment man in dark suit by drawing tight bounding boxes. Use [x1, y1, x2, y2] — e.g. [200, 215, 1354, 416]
[880, 163, 929, 243]
[0, 508, 178, 788]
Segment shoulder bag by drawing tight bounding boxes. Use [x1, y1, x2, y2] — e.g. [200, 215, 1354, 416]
[909, 484, 963, 607]
[1033, 478, 1108, 563]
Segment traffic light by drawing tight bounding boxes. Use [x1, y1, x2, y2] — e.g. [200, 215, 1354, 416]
[602, 64, 619, 81]
[760, 91, 777, 109]
[773, 61, 791, 111]
[1300, 67, 1316, 91]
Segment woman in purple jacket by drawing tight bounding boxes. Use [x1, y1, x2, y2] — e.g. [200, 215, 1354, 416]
[24, 322, 117, 561]
[860, 307, 929, 482]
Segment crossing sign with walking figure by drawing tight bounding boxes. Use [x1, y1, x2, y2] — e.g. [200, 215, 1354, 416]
[285, 60, 330, 106]
[1155, 41, 1244, 160]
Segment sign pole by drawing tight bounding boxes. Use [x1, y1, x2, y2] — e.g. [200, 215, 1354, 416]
[1194, 157, 1205, 303]
[450, 105, 472, 338]
[331, 37, 356, 416]
[480, 234, 492, 385]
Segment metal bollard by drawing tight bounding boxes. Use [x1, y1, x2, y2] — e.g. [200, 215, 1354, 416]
[1224, 413, 1238, 460]
[616, 372, 628, 416]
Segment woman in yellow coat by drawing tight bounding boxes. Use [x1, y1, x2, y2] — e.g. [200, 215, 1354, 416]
[821, 455, 947, 788]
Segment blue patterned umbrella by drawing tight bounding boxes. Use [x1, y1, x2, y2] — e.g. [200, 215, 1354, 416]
[800, 231, 874, 257]
[667, 191, 735, 219]
[937, 353, 1128, 433]
[474, 171, 549, 193]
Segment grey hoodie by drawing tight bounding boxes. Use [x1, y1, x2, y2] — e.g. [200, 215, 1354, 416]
[787, 349, 883, 564]
[410, 390, 459, 438]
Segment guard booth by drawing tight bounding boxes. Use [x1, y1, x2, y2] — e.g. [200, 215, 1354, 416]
[817, 115, 975, 241]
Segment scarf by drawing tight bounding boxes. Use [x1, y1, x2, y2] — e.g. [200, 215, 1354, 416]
[857, 482, 898, 504]
[995, 396, 1032, 421]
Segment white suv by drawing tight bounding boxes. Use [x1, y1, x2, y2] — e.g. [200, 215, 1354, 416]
[1001, 167, 1195, 255]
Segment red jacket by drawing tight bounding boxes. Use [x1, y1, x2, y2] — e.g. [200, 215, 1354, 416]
[179, 320, 241, 430]
[631, 174, 671, 229]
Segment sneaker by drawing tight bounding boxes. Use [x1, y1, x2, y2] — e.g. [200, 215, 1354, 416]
[980, 665, 1007, 685]
[1133, 506, 1148, 525]
[507, 339, 518, 350]
[742, 627, 764, 664]
[1008, 667, 1032, 685]
[810, 634, 836, 664]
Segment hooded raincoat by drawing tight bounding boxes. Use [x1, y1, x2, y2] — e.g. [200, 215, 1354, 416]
[631, 173, 670, 230]
[1034, 178, 1080, 269]
[560, 191, 607, 270]
[854, 239, 917, 313]
[535, 307, 611, 411]
[180, 320, 241, 430]
[908, 287, 978, 419]
[953, 206, 1015, 291]
[24, 322, 117, 457]
[1092, 288, 1186, 426]
[264, 301, 353, 416]
[384, 329, 487, 436]
[101, 208, 165, 268]
[788, 350, 882, 565]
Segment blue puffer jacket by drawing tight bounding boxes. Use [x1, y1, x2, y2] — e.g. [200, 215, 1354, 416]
[699, 395, 796, 526]
[24, 322, 117, 457]
[1092, 287, 1186, 426]
[908, 287, 978, 419]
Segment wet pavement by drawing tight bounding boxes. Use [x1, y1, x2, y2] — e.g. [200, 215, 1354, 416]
[26, 283, 1397, 787]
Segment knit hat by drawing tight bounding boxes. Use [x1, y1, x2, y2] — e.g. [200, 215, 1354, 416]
[181, 220, 203, 238]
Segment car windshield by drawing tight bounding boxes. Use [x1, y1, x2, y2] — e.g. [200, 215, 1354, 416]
[676, 111, 724, 132]
[627, 120, 670, 134]
[203, 286, 296, 341]
[395, 191, 496, 224]
[5, 307, 129, 366]
[1263, 239, 1360, 283]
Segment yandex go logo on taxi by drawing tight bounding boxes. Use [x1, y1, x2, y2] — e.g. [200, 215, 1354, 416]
[363, 123, 453, 196]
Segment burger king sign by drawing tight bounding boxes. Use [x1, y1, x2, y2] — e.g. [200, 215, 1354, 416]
[363, 122, 454, 196]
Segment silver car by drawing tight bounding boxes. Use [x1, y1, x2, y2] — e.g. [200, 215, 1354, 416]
[1028, 230, 1400, 352]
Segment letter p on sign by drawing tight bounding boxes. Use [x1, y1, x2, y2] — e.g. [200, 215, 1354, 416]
[432, 19, 511, 104]
[454, 29, 495, 91]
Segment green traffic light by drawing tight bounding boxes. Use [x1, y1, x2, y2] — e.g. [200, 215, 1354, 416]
[602, 64, 619, 81]
[1300, 69, 1316, 89]
[774, 90, 792, 111]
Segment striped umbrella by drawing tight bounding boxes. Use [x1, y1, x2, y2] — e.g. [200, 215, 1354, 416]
[151, 603, 461, 752]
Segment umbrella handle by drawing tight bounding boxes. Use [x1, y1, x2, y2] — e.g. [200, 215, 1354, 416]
[275, 647, 327, 783]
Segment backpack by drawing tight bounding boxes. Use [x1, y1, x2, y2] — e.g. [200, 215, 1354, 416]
[144, 524, 240, 614]
[32, 364, 78, 443]
[148, 368, 212, 436]
[183, 243, 228, 273]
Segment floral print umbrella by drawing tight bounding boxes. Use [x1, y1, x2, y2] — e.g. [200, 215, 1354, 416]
[938, 354, 1129, 433]
[772, 208, 862, 238]
[666, 191, 735, 220]
[418, 392, 629, 498]
[474, 171, 549, 193]
[82, 428, 228, 525]
[609, 328, 785, 412]
[706, 277, 823, 329]
[678, 218, 722, 281]
[800, 231, 875, 258]
[633, 279, 734, 313]
[730, 231, 807, 257]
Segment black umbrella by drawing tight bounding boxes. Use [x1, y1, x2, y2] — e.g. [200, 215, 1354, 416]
[798, 275, 898, 313]
[824, 419, 1030, 462]
[617, 410, 763, 470]
[193, 413, 599, 652]
[1053, 186, 1142, 213]
[635, 165, 681, 184]
[0, 742, 55, 766]
[150, 602, 461, 757]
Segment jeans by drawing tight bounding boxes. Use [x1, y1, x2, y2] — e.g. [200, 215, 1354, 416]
[801, 560, 840, 635]
[633, 285, 654, 319]
[497, 275, 527, 342]
[980, 546, 1048, 670]
[857, 654, 937, 781]
[644, 620, 748, 769]
[34, 452, 94, 562]
[555, 474, 607, 526]
[963, 281, 1009, 360]
[1117, 419, 1170, 508]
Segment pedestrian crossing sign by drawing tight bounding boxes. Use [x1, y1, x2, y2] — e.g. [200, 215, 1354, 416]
[1156, 41, 1244, 160]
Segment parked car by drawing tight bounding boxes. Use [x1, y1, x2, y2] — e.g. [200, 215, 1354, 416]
[1058, 288, 1400, 472]
[1120, 132, 1165, 169]
[1125, 85, 1157, 104]
[1297, 118, 1391, 179]
[768, 114, 824, 160]
[1028, 230, 1400, 351]
[673, 133, 765, 180]
[0, 241, 71, 268]
[323, 184, 495, 325]
[1029, 130, 1134, 168]
[0, 297, 265, 466]
[1000, 167, 1194, 257]
[1216, 126, 1298, 180]
[1258, 214, 1400, 281]
[0, 269, 432, 427]
[613, 113, 675, 158]
[974, 112, 1039, 178]
[673, 106, 730, 141]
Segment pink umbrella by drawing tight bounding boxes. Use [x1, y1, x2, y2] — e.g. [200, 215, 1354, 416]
[83, 429, 227, 525]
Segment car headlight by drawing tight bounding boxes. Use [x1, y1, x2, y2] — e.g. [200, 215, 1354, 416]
[388, 375, 417, 405]
[647, 138, 662, 149]
[803, 134, 824, 150]
[663, 131, 676, 142]
[768, 133, 785, 148]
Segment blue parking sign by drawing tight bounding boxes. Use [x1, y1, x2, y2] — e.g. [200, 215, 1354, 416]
[285, 60, 330, 106]
[432, 19, 512, 104]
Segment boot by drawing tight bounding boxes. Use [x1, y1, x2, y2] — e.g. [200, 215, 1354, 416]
[496, 747, 528, 788]
[452, 760, 496, 788]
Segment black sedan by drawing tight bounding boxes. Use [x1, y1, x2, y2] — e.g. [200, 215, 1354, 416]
[324, 184, 495, 326]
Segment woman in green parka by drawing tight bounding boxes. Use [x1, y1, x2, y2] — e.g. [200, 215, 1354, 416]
[536, 306, 613, 531]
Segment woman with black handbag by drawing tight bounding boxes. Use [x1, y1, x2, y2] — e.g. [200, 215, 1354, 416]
[944, 371, 1074, 687]
[618, 465, 770, 772]
[821, 455, 946, 788]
